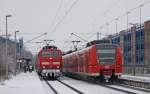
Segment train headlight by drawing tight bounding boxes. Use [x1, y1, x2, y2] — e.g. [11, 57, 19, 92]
[57, 66, 60, 68]
[42, 69, 46, 73]
[53, 62, 60, 65]
[43, 66, 46, 68]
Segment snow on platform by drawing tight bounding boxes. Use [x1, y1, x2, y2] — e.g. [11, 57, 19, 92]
[0, 72, 46, 94]
[120, 75, 150, 82]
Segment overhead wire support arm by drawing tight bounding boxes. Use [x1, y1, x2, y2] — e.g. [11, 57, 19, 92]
[71, 33, 89, 43]
[71, 32, 102, 40]
[18, 33, 47, 35]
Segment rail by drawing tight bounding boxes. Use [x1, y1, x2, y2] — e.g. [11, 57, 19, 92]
[94, 81, 136, 94]
[116, 78, 150, 92]
[57, 79, 84, 94]
[45, 81, 59, 94]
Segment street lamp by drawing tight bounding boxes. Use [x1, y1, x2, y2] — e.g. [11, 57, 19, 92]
[71, 33, 88, 42]
[5, 14, 12, 79]
[14, 31, 19, 76]
[115, 18, 119, 33]
[126, 11, 130, 31]
[139, 4, 144, 28]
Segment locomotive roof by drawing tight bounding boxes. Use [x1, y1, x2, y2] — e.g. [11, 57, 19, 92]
[42, 45, 58, 50]
[64, 39, 112, 55]
[86, 39, 110, 47]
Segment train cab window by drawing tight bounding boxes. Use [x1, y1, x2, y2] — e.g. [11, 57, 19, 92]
[96, 44, 116, 64]
[51, 51, 59, 57]
[42, 51, 59, 58]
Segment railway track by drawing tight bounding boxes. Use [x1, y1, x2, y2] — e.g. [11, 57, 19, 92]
[64, 76, 137, 94]
[94, 78, 150, 93]
[117, 78, 150, 89]
[45, 80, 84, 94]
[93, 81, 136, 94]
[57, 79, 84, 94]
[38, 73, 148, 94]
[45, 80, 59, 94]
[114, 78, 150, 93]
[113, 82, 150, 93]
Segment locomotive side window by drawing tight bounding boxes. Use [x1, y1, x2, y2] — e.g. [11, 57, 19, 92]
[96, 44, 116, 64]
[42, 51, 59, 58]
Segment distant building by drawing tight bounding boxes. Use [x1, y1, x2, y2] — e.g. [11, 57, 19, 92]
[0, 37, 24, 77]
[106, 20, 150, 75]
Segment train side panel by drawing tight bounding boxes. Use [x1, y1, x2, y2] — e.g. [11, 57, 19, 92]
[115, 46, 123, 75]
[63, 44, 123, 82]
[87, 46, 99, 76]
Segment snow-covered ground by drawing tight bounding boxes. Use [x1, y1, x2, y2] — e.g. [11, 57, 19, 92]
[109, 85, 150, 94]
[59, 77, 127, 94]
[120, 75, 150, 82]
[0, 72, 47, 94]
[0, 72, 149, 94]
[59, 76, 150, 94]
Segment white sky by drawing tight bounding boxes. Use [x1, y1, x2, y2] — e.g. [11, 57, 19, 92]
[0, 0, 150, 54]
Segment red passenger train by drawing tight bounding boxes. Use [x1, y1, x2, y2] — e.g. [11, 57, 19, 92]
[36, 45, 62, 79]
[63, 40, 123, 82]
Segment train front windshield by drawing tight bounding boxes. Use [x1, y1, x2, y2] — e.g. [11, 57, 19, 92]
[42, 51, 59, 58]
[96, 44, 116, 64]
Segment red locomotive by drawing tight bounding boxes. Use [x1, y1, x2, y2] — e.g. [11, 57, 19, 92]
[36, 45, 62, 79]
[63, 40, 123, 82]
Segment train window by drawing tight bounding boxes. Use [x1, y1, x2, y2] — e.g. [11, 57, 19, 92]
[51, 51, 59, 57]
[42, 52, 50, 57]
[97, 49, 115, 53]
[42, 51, 59, 58]
[96, 44, 116, 64]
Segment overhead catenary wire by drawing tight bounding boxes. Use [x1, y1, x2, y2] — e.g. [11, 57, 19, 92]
[24, 32, 47, 44]
[48, 0, 64, 31]
[89, 0, 121, 26]
[48, 0, 79, 35]
[79, 0, 121, 40]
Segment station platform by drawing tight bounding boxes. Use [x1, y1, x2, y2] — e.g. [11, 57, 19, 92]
[120, 75, 150, 82]
[0, 72, 46, 94]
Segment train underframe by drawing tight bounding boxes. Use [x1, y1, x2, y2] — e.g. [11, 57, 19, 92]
[38, 69, 61, 79]
[63, 69, 121, 83]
